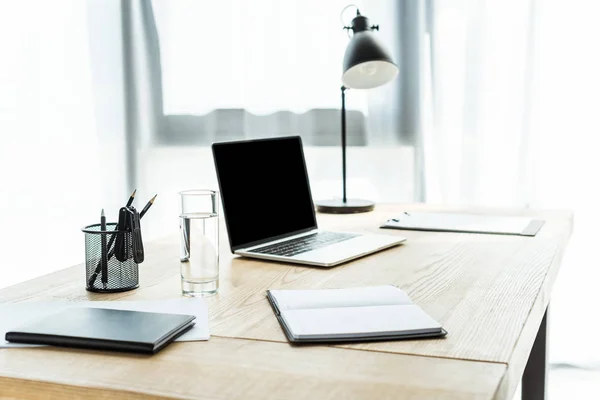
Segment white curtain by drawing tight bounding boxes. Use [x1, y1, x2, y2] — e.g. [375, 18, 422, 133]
[152, 0, 369, 115]
[425, 0, 534, 206]
[149, 0, 416, 149]
[424, 0, 600, 390]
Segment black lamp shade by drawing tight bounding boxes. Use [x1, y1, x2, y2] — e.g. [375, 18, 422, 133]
[342, 19, 398, 89]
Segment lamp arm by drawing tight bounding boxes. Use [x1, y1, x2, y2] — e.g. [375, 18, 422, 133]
[314, 84, 374, 213]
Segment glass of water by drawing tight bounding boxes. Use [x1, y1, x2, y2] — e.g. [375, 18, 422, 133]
[179, 189, 219, 297]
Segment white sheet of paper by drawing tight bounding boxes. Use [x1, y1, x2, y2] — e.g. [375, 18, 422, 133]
[384, 212, 533, 234]
[282, 304, 441, 339]
[270, 285, 412, 311]
[0, 298, 209, 349]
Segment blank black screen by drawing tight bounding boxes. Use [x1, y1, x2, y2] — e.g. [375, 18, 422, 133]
[212, 136, 317, 250]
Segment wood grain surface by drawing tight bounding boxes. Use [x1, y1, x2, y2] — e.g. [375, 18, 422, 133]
[0, 337, 506, 400]
[0, 204, 573, 399]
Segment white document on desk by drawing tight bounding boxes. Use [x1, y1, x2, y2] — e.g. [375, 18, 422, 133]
[0, 298, 209, 349]
[381, 211, 545, 236]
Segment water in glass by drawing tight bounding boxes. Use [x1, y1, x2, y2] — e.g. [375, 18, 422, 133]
[180, 211, 219, 296]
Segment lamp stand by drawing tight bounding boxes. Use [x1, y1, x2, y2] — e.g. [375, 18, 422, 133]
[315, 86, 375, 214]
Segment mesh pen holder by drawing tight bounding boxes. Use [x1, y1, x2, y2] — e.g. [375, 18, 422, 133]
[82, 223, 139, 293]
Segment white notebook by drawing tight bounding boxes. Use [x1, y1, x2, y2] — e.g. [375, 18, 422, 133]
[266, 286, 446, 343]
[381, 211, 544, 236]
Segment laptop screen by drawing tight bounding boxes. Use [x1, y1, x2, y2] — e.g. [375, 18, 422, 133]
[212, 136, 318, 251]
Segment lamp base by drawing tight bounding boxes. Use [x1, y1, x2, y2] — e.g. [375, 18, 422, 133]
[315, 199, 375, 214]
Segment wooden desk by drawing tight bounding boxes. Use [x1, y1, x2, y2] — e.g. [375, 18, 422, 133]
[0, 204, 572, 399]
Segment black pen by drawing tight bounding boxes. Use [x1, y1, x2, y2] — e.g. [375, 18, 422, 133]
[100, 209, 108, 289]
[139, 194, 157, 218]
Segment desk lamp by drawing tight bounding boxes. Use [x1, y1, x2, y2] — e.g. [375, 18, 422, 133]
[315, 8, 398, 214]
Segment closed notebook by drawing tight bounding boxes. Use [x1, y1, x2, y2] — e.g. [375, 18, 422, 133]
[5, 307, 195, 354]
[267, 285, 446, 343]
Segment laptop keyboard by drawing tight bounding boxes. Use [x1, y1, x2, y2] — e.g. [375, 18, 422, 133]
[249, 232, 360, 257]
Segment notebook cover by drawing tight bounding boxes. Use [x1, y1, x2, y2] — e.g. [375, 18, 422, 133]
[5, 307, 195, 354]
[266, 291, 447, 344]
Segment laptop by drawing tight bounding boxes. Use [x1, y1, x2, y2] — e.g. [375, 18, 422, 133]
[211, 136, 406, 267]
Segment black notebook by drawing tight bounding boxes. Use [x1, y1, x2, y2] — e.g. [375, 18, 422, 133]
[5, 307, 195, 354]
[267, 286, 447, 343]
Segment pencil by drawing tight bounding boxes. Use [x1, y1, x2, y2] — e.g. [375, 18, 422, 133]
[139, 194, 157, 218]
[100, 209, 108, 289]
[126, 189, 136, 207]
[88, 224, 118, 288]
